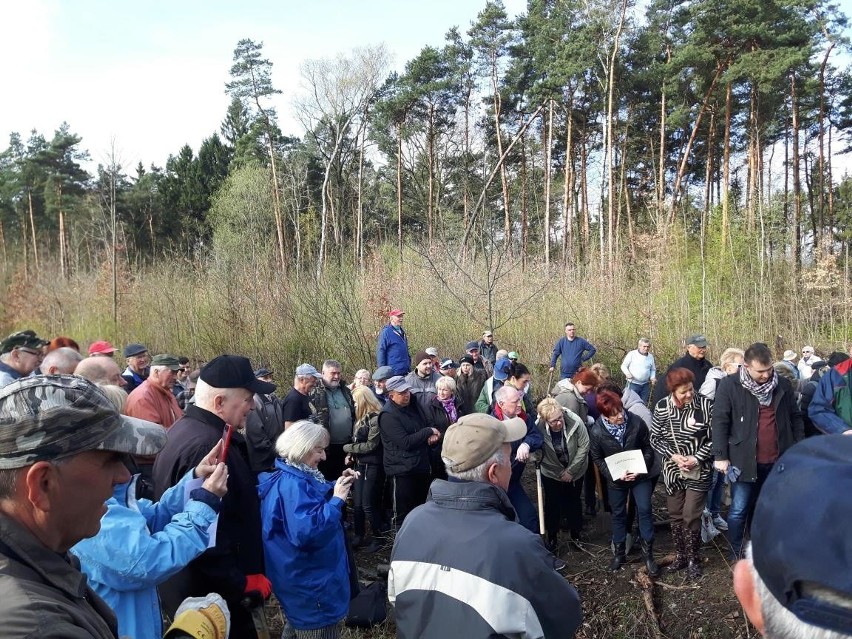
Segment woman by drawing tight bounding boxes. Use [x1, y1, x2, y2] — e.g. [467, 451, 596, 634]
[258, 420, 359, 639]
[506, 361, 535, 416]
[651, 368, 714, 579]
[348, 368, 372, 391]
[589, 390, 659, 576]
[535, 397, 589, 551]
[425, 375, 466, 480]
[344, 386, 387, 553]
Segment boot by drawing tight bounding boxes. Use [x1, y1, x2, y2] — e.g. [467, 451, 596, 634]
[669, 521, 688, 571]
[609, 541, 627, 571]
[640, 539, 660, 577]
[545, 533, 559, 554]
[686, 528, 703, 580]
[568, 529, 583, 551]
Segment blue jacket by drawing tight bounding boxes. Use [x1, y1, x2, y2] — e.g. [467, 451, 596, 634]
[71, 471, 217, 639]
[809, 359, 852, 434]
[550, 336, 596, 379]
[377, 324, 411, 376]
[258, 460, 350, 630]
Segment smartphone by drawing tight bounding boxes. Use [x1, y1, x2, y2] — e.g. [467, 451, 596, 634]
[220, 424, 234, 464]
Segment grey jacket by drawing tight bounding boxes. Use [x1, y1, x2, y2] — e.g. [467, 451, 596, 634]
[535, 407, 589, 481]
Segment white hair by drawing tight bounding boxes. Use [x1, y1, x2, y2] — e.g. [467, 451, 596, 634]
[435, 376, 456, 392]
[194, 379, 244, 410]
[42, 347, 84, 374]
[275, 420, 329, 464]
[638, 338, 651, 347]
[444, 446, 506, 482]
[494, 384, 521, 404]
[98, 384, 128, 413]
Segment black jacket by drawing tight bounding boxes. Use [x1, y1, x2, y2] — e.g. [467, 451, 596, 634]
[711, 374, 805, 482]
[244, 393, 285, 473]
[589, 412, 658, 488]
[379, 399, 433, 476]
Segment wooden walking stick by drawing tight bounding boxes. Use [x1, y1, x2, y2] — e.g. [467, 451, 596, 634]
[536, 461, 546, 536]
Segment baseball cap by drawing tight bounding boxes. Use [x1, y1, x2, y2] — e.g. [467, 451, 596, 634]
[385, 376, 412, 393]
[465, 341, 480, 352]
[0, 375, 166, 469]
[459, 355, 474, 366]
[482, 331, 493, 338]
[442, 414, 527, 473]
[372, 366, 393, 381]
[802, 345, 814, 354]
[200, 355, 276, 395]
[88, 340, 117, 356]
[493, 358, 512, 381]
[254, 367, 273, 378]
[151, 354, 181, 370]
[508, 351, 519, 360]
[439, 359, 457, 371]
[751, 435, 852, 633]
[123, 343, 148, 358]
[0, 330, 48, 355]
[782, 350, 797, 361]
[425, 347, 438, 357]
[295, 363, 322, 379]
[389, 309, 404, 317]
[687, 334, 708, 348]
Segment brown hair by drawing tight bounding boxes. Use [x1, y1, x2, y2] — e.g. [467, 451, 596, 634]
[665, 367, 695, 392]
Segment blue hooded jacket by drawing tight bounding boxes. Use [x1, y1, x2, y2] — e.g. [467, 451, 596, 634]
[258, 459, 351, 630]
[377, 323, 411, 376]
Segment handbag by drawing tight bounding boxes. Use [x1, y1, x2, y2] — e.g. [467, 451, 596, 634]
[345, 581, 388, 628]
[670, 408, 701, 481]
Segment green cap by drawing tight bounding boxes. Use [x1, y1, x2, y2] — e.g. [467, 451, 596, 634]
[1, 330, 48, 355]
[151, 354, 181, 370]
[0, 375, 167, 469]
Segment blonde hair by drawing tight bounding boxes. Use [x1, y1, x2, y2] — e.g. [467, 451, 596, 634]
[352, 385, 382, 422]
[435, 376, 456, 393]
[536, 397, 563, 422]
[98, 384, 128, 413]
[720, 347, 745, 369]
[590, 362, 610, 381]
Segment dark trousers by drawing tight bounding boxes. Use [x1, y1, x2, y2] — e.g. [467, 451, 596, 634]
[667, 488, 707, 532]
[392, 473, 431, 527]
[541, 475, 584, 538]
[353, 461, 386, 537]
[506, 478, 539, 533]
[608, 479, 655, 544]
[319, 443, 347, 480]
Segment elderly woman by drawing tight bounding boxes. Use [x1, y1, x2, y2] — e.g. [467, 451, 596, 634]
[589, 390, 659, 575]
[424, 375, 466, 480]
[348, 368, 373, 391]
[344, 386, 387, 553]
[535, 397, 589, 551]
[651, 368, 714, 579]
[258, 420, 359, 639]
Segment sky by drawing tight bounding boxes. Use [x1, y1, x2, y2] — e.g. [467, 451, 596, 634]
[0, 0, 526, 171]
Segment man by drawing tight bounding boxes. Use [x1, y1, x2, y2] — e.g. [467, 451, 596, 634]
[673, 334, 714, 389]
[0, 330, 48, 388]
[712, 342, 804, 560]
[87, 340, 117, 357]
[465, 340, 488, 372]
[425, 347, 440, 369]
[797, 345, 818, 380]
[379, 376, 439, 527]
[254, 367, 274, 384]
[122, 343, 150, 393]
[41, 346, 84, 375]
[549, 323, 597, 380]
[173, 357, 195, 409]
[153, 354, 275, 639]
[438, 359, 457, 378]
[377, 308, 411, 376]
[808, 353, 852, 435]
[406, 350, 441, 414]
[479, 330, 497, 366]
[372, 365, 393, 405]
[0, 374, 166, 638]
[125, 354, 184, 429]
[733, 435, 852, 639]
[389, 413, 582, 639]
[309, 359, 356, 479]
[620, 338, 656, 403]
[75, 355, 128, 388]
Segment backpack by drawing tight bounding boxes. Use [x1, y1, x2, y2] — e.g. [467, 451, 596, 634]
[345, 581, 387, 628]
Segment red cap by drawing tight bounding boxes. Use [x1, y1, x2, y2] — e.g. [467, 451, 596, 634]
[88, 340, 117, 356]
[389, 309, 405, 317]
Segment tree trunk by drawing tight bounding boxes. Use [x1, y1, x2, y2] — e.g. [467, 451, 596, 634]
[721, 81, 732, 254]
[544, 98, 554, 269]
[605, 0, 628, 274]
[397, 123, 404, 261]
[562, 99, 574, 267]
[791, 74, 802, 270]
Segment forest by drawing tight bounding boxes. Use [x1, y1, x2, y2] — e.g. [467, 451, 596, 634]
[0, 0, 850, 375]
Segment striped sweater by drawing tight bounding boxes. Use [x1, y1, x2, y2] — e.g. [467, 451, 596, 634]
[650, 394, 714, 494]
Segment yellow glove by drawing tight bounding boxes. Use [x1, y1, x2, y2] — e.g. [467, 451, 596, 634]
[164, 593, 230, 639]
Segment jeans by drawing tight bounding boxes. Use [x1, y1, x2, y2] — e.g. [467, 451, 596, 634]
[506, 478, 539, 533]
[628, 381, 651, 404]
[353, 462, 386, 538]
[707, 469, 725, 516]
[727, 463, 773, 557]
[608, 479, 655, 544]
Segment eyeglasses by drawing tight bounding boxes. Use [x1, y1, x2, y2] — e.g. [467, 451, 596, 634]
[547, 418, 563, 427]
[16, 347, 42, 357]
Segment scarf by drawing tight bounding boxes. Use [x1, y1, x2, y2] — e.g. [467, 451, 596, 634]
[285, 458, 327, 483]
[438, 395, 457, 423]
[492, 402, 527, 423]
[602, 412, 627, 446]
[738, 365, 778, 406]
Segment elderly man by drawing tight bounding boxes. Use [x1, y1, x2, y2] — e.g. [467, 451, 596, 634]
[479, 330, 498, 366]
[797, 345, 818, 380]
[464, 340, 488, 372]
[389, 413, 582, 639]
[733, 435, 852, 639]
[549, 322, 597, 380]
[121, 343, 150, 393]
[309, 359, 356, 480]
[379, 376, 440, 527]
[87, 340, 117, 357]
[0, 329, 48, 388]
[620, 338, 656, 403]
[0, 375, 166, 638]
[406, 350, 442, 414]
[75, 355, 128, 387]
[712, 342, 804, 561]
[377, 308, 411, 376]
[372, 365, 393, 405]
[438, 359, 457, 378]
[125, 354, 184, 429]
[153, 355, 275, 639]
[41, 346, 84, 375]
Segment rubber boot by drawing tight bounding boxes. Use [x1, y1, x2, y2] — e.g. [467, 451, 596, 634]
[640, 539, 660, 577]
[669, 521, 688, 571]
[686, 529, 703, 580]
[545, 532, 558, 554]
[609, 541, 627, 571]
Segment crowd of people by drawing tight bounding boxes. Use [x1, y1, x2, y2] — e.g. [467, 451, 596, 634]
[0, 315, 850, 639]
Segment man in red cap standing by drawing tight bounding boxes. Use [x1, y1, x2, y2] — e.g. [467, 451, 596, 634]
[377, 308, 411, 376]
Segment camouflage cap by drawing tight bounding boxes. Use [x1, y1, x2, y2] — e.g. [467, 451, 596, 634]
[1, 330, 48, 355]
[0, 374, 167, 469]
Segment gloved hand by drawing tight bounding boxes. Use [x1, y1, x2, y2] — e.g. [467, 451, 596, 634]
[164, 593, 231, 639]
[244, 573, 272, 599]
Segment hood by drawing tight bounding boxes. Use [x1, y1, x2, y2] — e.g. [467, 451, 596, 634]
[257, 459, 286, 501]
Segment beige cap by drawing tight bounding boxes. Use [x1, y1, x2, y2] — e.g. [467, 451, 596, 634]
[442, 414, 527, 473]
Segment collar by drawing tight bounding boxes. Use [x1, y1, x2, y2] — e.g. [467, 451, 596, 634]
[184, 403, 226, 430]
[428, 479, 516, 521]
[0, 360, 21, 378]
